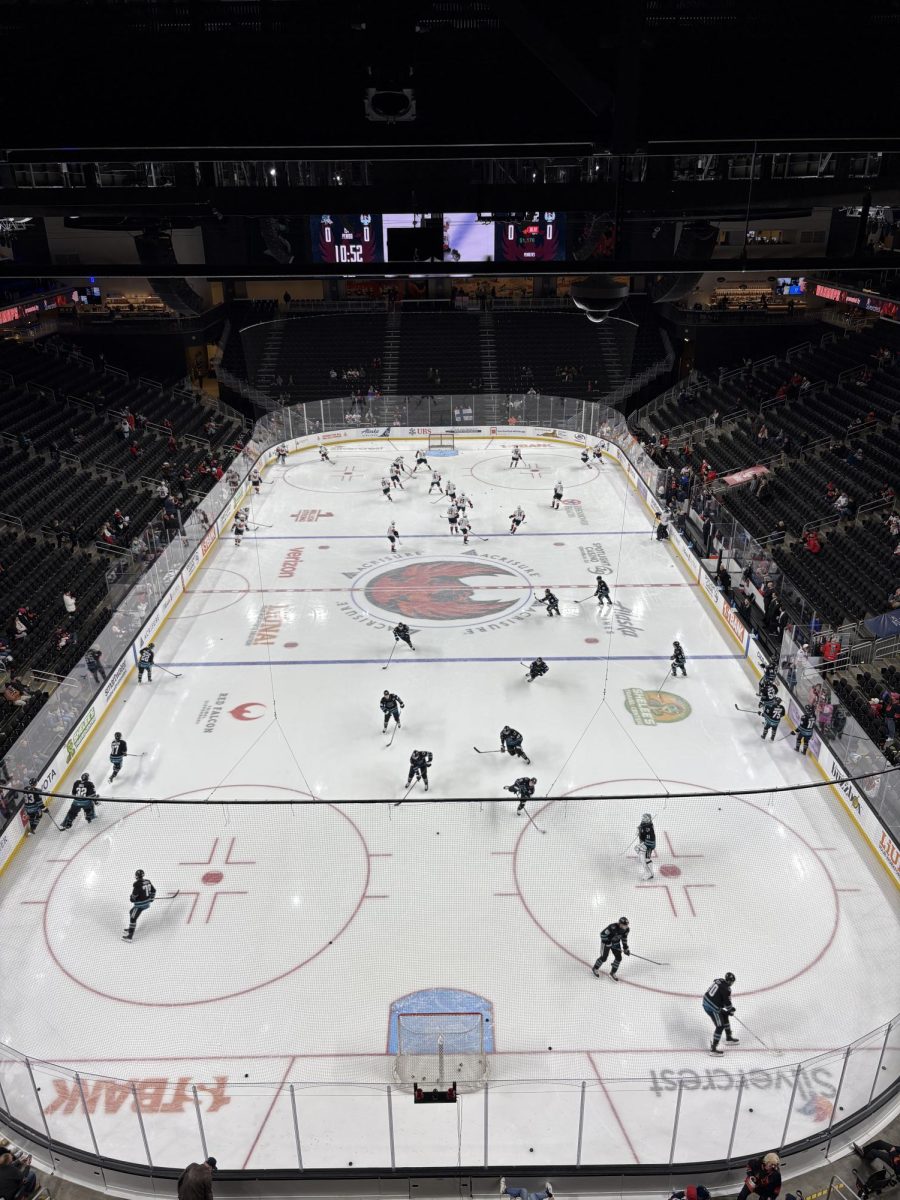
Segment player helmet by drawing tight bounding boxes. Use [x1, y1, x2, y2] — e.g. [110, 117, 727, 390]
[724, 972, 736, 984]
[29, 777, 37, 786]
[114, 731, 121, 739]
[530, 777, 537, 784]
[383, 690, 390, 697]
[642, 813, 652, 822]
[135, 870, 144, 879]
[147, 642, 155, 649]
[673, 640, 682, 648]
[618, 916, 629, 926]
[80, 772, 89, 781]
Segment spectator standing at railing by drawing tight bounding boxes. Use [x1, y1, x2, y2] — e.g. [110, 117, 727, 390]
[0, 1147, 37, 1200]
[177, 1159, 217, 1200]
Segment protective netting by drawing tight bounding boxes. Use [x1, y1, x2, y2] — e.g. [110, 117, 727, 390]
[394, 1012, 488, 1088]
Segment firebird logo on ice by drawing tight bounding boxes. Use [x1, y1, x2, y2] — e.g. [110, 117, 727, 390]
[229, 702, 266, 721]
[350, 555, 536, 628]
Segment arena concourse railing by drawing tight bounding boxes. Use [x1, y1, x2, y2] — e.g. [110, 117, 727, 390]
[0, 396, 898, 1189]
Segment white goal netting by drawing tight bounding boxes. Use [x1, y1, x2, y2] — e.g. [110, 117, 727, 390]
[393, 1011, 488, 1089]
[427, 431, 455, 449]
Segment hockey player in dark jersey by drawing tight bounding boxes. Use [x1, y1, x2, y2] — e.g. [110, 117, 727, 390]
[580, 448, 590, 467]
[122, 870, 156, 942]
[137, 642, 155, 683]
[393, 623, 415, 650]
[760, 697, 786, 741]
[500, 725, 531, 764]
[592, 917, 630, 979]
[538, 588, 560, 617]
[551, 481, 563, 510]
[757, 677, 779, 711]
[406, 749, 432, 791]
[637, 813, 656, 880]
[671, 641, 687, 677]
[527, 657, 549, 682]
[703, 972, 739, 1054]
[109, 732, 128, 781]
[594, 577, 612, 606]
[795, 706, 816, 754]
[61, 773, 99, 828]
[380, 690, 404, 731]
[23, 780, 47, 834]
[504, 776, 537, 814]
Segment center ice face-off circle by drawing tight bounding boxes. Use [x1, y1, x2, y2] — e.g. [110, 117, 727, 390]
[350, 555, 534, 628]
[43, 786, 371, 1006]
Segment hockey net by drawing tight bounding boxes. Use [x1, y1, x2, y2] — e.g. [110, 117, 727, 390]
[427, 430, 455, 450]
[393, 1012, 488, 1090]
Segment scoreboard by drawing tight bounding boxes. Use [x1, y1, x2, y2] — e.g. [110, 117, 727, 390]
[310, 214, 384, 264]
[496, 213, 566, 262]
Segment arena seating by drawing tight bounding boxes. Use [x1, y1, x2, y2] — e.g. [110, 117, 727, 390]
[395, 312, 481, 393]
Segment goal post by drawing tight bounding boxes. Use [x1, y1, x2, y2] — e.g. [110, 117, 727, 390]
[393, 1011, 488, 1089]
[427, 430, 455, 450]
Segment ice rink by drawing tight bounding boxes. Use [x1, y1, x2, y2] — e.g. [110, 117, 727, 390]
[1, 435, 898, 1170]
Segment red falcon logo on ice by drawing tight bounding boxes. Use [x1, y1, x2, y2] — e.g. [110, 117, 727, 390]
[364, 560, 525, 621]
[229, 702, 267, 721]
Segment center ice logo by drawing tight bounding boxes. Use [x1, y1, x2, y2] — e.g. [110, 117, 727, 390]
[351, 556, 534, 628]
[624, 687, 692, 726]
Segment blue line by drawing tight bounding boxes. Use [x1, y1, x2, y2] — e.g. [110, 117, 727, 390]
[240, 531, 651, 540]
[165, 654, 742, 667]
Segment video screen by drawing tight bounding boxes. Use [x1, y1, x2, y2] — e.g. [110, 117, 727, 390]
[775, 277, 806, 296]
[495, 213, 566, 262]
[309, 214, 384, 264]
[382, 213, 495, 262]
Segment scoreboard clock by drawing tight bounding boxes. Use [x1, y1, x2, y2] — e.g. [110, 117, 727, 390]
[310, 214, 384, 264]
[496, 212, 566, 261]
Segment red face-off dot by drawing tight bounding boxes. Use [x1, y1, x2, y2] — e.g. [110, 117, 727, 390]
[554, 542, 564, 546]
[202, 871, 224, 885]
[283, 642, 299, 648]
[584, 637, 599, 644]
[660, 864, 681, 877]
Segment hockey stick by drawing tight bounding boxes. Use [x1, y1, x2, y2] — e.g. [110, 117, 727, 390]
[42, 809, 63, 831]
[125, 752, 146, 757]
[520, 804, 546, 835]
[157, 890, 181, 901]
[381, 642, 397, 671]
[156, 664, 183, 679]
[734, 704, 760, 714]
[731, 1015, 780, 1054]
[385, 723, 400, 747]
[629, 952, 670, 966]
[654, 668, 672, 693]
[473, 747, 505, 754]
[395, 777, 419, 805]
[575, 593, 600, 603]
[249, 521, 273, 529]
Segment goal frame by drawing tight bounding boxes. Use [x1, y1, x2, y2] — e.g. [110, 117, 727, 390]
[427, 430, 455, 450]
[393, 1010, 489, 1091]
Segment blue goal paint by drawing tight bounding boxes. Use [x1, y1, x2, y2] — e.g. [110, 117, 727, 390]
[387, 988, 494, 1053]
[426, 448, 459, 457]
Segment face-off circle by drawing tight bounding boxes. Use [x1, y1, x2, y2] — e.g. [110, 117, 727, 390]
[349, 555, 535, 628]
[43, 785, 372, 1006]
[284, 455, 388, 494]
[512, 778, 840, 998]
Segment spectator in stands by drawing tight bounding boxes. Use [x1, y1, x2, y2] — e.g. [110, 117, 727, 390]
[824, 481, 838, 503]
[716, 564, 732, 594]
[736, 1154, 781, 1200]
[177, 1158, 217, 1200]
[888, 587, 900, 609]
[833, 491, 850, 515]
[883, 694, 900, 740]
[802, 530, 821, 554]
[500, 1180, 552, 1200]
[756, 423, 769, 448]
[67, 521, 80, 549]
[119, 416, 131, 441]
[711, 407, 722, 428]
[820, 636, 841, 676]
[68, 426, 84, 449]
[50, 519, 64, 549]
[799, 376, 810, 394]
[0, 1147, 37, 1200]
[63, 589, 77, 623]
[128, 441, 140, 461]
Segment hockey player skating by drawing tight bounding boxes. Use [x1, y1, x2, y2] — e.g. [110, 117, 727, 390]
[414, 449, 428, 471]
[592, 444, 604, 464]
[445, 479, 457, 501]
[526, 657, 548, 682]
[551, 481, 564, 509]
[386, 522, 401, 553]
[109, 732, 128, 781]
[446, 503, 459, 534]
[504, 776, 537, 814]
[500, 725, 531, 764]
[122, 870, 156, 942]
[233, 512, 248, 545]
[636, 813, 656, 879]
[795, 706, 816, 754]
[250, 467, 262, 495]
[703, 972, 739, 1054]
[509, 506, 525, 533]
[389, 461, 405, 489]
[510, 445, 523, 468]
[137, 642, 155, 683]
[671, 641, 687, 676]
[459, 513, 471, 545]
[428, 469, 443, 494]
[275, 445, 288, 466]
[538, 588, 560, 617]
[381, 476, 393, 501]
[23, 780, 48, 835]
[758, 674, 779, 711]
[595, 576, 613, 606]
[319, 446, 331, 463]
[455, 490, 472, 511]
[60, 773, 99, 828]
[592, 917, 630, 979]
[580, 448, 590, 467]
[405, 749, 432, 792]
[380, 690, 404, 731]
[393, 622, 415, 650]
[760, 697, 786, 741]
